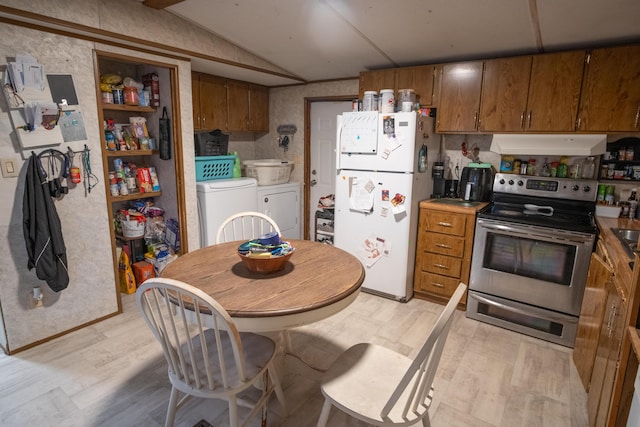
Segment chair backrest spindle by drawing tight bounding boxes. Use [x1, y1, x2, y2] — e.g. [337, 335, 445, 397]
[381, 283, 465, 420]
[215, 211, 281, 244]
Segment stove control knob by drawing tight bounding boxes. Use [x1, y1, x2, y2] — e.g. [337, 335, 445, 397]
[499, 179, 505, 185]
[517, 180, 524, 186]
[583, 185, 591, 192]
[572, 184, 579, 191]
[508, 179, 514, 185]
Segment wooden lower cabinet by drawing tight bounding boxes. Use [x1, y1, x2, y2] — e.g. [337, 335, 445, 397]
[574, 253, 613, 391]
[413, 200, 484, 307]
[588, 278, 627, 426]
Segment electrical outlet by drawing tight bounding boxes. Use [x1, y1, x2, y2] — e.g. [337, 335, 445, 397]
[0, 157, 19, 178]
[32, 287, 43, 308]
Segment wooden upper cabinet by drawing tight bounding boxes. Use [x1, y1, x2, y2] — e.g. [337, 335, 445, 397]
[192, 72, 269, 133]
[478, 56, 532, 132]
[248, 84, 269, 132]
[525, 50, 585, 132]
[359, 69, 396, 99]
[437, 61, 484, 132]
[577, 45, 640, 132]
[197, 73, 227, 131]
[395, 65, 437, 106]
[227, 80, 250, 131]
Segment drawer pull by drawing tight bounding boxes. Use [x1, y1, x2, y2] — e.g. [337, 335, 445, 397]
[437, 221, 452, 227]
[433, 263, 449, 269]
[430, 282, 445, 288]
[435, 243, 452, 249]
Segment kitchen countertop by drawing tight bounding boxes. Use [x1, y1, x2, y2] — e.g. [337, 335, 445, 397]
[420, 198, 489, 214]
[595, 215, 640, 302]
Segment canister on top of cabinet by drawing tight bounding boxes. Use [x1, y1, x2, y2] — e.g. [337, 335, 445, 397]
[379, 89, 395, 113]
[362, 91, 378, 111]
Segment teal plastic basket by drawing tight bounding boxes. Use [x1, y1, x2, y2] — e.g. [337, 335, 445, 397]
[195, 155, 235, 181]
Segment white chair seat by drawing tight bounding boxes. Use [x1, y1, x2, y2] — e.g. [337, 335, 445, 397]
[321, 343, 428, 425]
[171, 329, 275, 398]
[136, 278, 287, 427]
[317, 283, 467, 427]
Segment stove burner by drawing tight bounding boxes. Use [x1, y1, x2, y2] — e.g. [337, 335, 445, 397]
[479, 195, 597, 234]
[496, 210, 521, 217]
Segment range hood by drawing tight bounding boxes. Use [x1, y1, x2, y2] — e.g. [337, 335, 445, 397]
[490, 134, 607, 156]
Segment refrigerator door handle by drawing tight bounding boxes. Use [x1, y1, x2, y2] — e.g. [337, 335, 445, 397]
[335, 116, 342, 170]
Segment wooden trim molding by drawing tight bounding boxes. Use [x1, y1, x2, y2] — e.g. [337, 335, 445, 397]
[0, 5, 305, 84]
[143, 0, 186, 9]
[303, 95, 357, 240]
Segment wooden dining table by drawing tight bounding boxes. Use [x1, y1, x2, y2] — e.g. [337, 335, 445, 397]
[161, 239, 365, 333]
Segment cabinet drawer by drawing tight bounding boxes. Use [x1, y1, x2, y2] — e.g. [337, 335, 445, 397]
[424, 211, 467, 236]
[418, 272, 463, 299]
[422, 253, 462, 278]
[424, 232, 465, 258]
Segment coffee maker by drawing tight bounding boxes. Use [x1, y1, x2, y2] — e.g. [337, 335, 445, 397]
[432, 161, 461, 198]
[432, 162, 446, 198]
[432, 161, 460, 198]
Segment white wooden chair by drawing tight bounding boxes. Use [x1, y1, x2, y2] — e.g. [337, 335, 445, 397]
[316, 283, 467, 427]
[215, 211, 281, 244]
[136, 278, 286, 427]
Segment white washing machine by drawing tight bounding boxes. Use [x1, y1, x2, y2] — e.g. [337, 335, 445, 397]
[256, 182, 301, 240]
[196, 177, 258, 247]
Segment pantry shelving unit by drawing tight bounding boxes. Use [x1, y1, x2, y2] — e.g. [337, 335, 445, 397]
[93, 50, 187, 309]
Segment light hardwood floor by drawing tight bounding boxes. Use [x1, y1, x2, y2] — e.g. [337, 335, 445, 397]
[0, 291, 589, 426]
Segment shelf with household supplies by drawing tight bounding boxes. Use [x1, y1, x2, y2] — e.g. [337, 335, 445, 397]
[599, 137, 640, 182]
[94, 50, 187, 301]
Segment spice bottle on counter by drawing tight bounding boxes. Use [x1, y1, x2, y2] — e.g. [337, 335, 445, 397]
[527, 158, 537, 176]
[629, 188, 638, 219]
[557, 156, 568, 178]
[582, 156, 596, 179]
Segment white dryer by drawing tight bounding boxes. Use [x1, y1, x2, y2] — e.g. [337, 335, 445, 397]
[196, 177, 258, 247]
[256, 182, 301, 240]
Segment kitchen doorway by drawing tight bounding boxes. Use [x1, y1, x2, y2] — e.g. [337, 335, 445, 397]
[304, 97, 354, 239]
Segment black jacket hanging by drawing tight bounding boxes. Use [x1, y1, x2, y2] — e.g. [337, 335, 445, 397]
[22, 153, 69, 292]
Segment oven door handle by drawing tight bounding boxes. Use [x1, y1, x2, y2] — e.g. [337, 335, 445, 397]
[478, 221, 594, 244]
[478, 222, 531, 237]
[471, 293, 575, 323]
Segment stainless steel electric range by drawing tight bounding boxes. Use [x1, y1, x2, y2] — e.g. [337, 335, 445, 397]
[466, 173, 598, 347]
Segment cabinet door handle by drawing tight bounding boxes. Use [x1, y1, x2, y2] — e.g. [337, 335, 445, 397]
[634, 105, 640, 129]
[435, 243, 452, 249]
[607, 304, 618, 338]
[473, 112, 478, 129]
[520, 112, 525, 129]
[576, 117, 581, 130]
[430, 282, 445, 288]
[433, 263, 449, 270]
[527, 111, 532, 128]
[437, 221, 452, 227]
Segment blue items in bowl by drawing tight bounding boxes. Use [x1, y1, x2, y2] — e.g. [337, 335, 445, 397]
[258, 231, 281, 246]
[237, 239, 294, 257]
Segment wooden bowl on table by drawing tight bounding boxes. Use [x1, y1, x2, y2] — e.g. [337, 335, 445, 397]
[238, 249, 295, 273]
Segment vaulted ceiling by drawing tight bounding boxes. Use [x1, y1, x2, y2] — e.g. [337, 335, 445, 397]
[145, 0, 640, 86]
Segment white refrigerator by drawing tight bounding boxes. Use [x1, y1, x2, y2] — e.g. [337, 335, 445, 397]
[334, 111, 437, 301]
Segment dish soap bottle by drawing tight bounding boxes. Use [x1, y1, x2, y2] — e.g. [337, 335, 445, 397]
[629, 188, 638, 219]
[232, 152, 242, 178]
